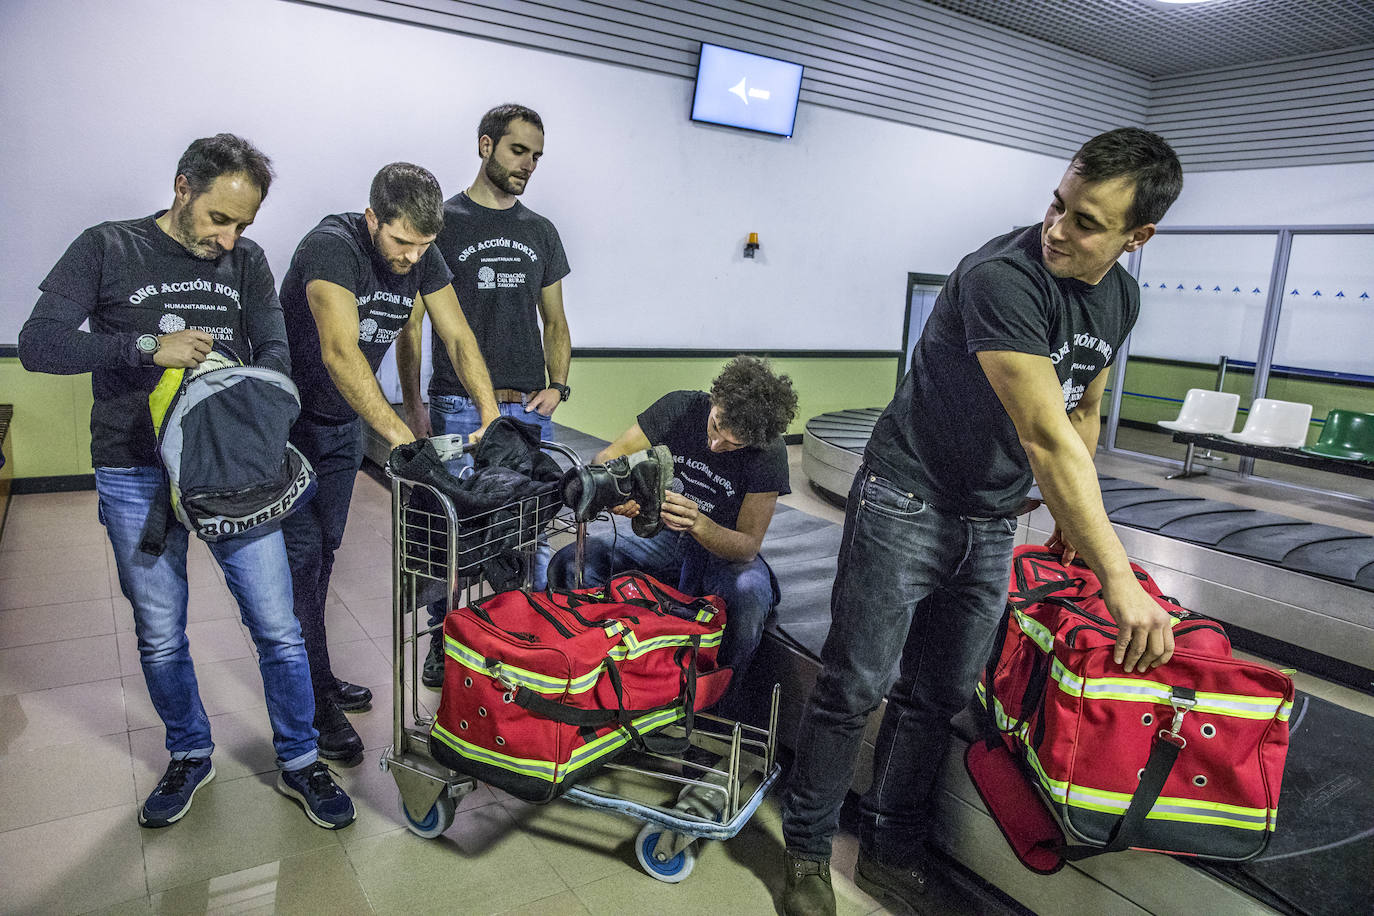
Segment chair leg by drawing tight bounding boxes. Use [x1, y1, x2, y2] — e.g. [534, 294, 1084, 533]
[1167, 442, 1209, 480]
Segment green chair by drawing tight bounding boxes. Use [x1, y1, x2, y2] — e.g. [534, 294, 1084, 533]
[1301, 409, 1374, 461]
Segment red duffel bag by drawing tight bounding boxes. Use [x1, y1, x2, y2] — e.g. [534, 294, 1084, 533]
[430, 571, 730, 802]
[971, 546, 1293, 864]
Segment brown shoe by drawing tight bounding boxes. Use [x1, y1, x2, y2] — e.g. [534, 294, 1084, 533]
[781, 850, 836, 916]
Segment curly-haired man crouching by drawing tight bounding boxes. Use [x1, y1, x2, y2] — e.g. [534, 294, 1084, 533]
[548, 355, 798, 708]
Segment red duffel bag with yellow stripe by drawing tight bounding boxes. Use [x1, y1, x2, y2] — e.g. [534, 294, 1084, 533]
[973, 546, 1293, 863]
[429, 572, 730, 803]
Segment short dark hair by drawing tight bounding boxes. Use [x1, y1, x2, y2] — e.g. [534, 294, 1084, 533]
[176, 133, 274, 200]
[478, 104, 544, 147]
[710, 356, 799, 447]
[369, 162, 444, 237]
[1071, 128, 1183, 229]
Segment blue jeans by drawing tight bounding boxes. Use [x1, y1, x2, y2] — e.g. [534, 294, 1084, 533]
[96, 466, 318, 770]
[546, 520, 778, 700]
[281, 416, 363, 693]
[426, 394, 554, 630]
[780, 466, 1016, 865]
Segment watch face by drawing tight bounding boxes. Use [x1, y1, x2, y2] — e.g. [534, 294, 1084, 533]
[137, 334, 159, 353]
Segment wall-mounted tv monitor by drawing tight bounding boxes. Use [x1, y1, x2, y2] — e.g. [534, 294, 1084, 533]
[691, 43, 803, 138]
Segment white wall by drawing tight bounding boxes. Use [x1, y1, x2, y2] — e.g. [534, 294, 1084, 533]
[1164, 163, 1374, 227]
[0, 0, 1066, 351]
[5, 0, 1368, 353]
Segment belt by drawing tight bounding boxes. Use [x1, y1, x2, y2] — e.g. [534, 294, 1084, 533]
[494, 388, 534, 404]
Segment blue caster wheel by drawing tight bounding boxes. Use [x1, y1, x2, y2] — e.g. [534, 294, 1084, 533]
[634, 822, 696, 882]
[400, 793, 455, 839]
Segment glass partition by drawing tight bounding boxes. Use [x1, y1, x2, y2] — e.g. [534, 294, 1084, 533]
[1110, 232, 1277, 464]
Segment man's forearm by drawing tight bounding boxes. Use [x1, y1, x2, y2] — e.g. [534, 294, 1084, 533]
[689, 515, 761, 564]
[395, 323, 425, 417]
[323, 347, 414, 447]
[1023, 432, 1134, 591]
[19, 291, 129, 374]
[443, 337, 499, 425]
[543, 317, 570, 387]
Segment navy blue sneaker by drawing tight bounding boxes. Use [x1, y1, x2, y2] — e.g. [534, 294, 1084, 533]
[139, 757, 215, 828]
[276, 761, 356, 830]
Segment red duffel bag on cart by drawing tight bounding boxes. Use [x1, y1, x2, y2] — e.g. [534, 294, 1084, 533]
[430, 571, 731, 802]
[968, 546, 1294, 868]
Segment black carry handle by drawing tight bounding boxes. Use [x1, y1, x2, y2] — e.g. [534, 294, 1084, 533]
[1060, 688, 1193, 861]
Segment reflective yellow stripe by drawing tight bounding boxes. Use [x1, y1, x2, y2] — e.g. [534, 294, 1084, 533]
[444, 636, 603, 696]
[1014, 609, 1054, 652]
[1020, 743, 1277, 832]
[431, 705, 686, 784]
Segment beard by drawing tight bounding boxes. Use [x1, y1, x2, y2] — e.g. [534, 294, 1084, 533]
[484, 157, 527, 196]
[172, 204, 223, 260]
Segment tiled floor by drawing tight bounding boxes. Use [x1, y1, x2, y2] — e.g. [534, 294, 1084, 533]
[0, 448, 895, 916]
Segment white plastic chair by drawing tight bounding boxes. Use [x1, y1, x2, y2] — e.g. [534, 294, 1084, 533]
[1157, 389, 1241, 434]
[1223, 398, 1313, 448]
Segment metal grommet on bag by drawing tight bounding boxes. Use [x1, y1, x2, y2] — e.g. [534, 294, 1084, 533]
[1137, 768, 1145, 780]
[1200, 723, 1216, 738]
[495, 736, 506, 746]
[502, 691, 514, 703]
[459, 720, 468, 730]
[1141, 713, 1154, 726]
[464, 677, 473, 688]
[1194, 775, 1208, 787]
[478, 707, 488, 717]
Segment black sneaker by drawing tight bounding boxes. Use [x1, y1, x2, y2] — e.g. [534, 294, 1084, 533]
[855, 849, 930, 913]
[139, 757, 215, 828]
[325, 677, 373, 712]
[276, 760, 356, 830]
[422, 635, 445, 689]
[314, 694, 363, 762]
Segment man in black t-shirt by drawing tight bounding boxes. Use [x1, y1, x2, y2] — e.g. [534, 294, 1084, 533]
[19, 134, 354, 831]
[279, 163, 498, 761]
[409, 104, 572, 686]
[547, 357, 798, 699]
[779, 129, 1185, 915]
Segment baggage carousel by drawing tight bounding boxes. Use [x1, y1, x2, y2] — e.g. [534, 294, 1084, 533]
[803, 409, 1374, 684]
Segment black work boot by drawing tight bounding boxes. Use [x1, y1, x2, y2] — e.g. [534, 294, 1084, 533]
[314, 693, 363, 763]
[559, 458, 634, 523]
[422, 634, 445, 689]
[854, 848, 931, 913]
[781, 850, 836, 916]
[627, 445, 673, 538]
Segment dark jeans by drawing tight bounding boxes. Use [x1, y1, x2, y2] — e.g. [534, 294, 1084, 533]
[780, 466, 1016, 865]
[281, 416, 363, 694]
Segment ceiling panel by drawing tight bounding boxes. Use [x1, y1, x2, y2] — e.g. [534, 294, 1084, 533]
[917, 0, 1374, 77]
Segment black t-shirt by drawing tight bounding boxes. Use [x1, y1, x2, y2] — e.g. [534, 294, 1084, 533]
[428, 194, 570, 397]
[868, 225, 1139, 517]
[281, 212, 452, 423]
[26, 214, 286, 467]
[638, 391, 791, 530]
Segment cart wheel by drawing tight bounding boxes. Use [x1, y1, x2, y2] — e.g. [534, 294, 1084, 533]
[634, 823, 696, 882]
[399, 793, 456, 839]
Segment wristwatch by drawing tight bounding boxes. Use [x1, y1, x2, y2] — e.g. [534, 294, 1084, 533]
[136, 334, 161, 367]
[550, 383, 571, 402]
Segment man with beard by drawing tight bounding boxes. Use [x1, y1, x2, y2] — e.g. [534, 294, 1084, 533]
[19, 134, 355, 830]
[279, 162, 498, 761]
[400, 104, 572, 688]
[779, 128, 1184, 915]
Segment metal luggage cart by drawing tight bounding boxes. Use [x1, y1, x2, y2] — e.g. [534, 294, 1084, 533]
[379, 434, 782, 882]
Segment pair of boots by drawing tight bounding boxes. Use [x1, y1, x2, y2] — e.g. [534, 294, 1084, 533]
[560, 445, 675, 537]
